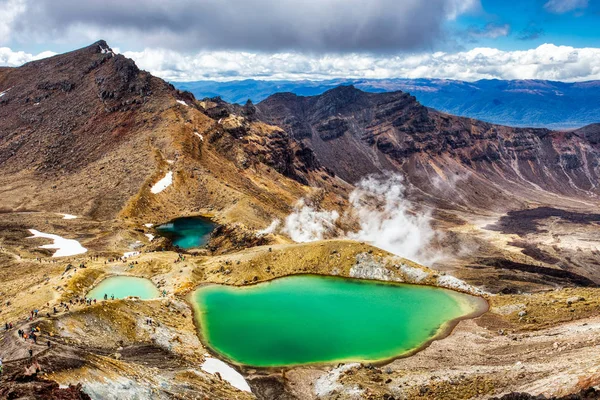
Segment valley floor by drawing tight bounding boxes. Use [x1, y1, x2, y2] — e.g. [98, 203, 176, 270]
[0, 210, 599, 399]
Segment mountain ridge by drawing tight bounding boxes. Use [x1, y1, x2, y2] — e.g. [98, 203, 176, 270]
[256, 84, 600, 211]
[174, 77, 600, 129]
[0, 40, 341, 225]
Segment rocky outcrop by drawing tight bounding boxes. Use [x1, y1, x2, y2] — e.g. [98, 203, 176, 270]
[207, 223, 274, 254]
[200, 97, 324, 185]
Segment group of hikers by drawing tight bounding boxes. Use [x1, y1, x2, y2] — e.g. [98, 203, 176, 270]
[17, 325, 51, 350]
[104, 257, 140, 265]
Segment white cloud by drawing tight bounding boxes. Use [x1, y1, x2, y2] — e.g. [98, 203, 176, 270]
[1, 43, 599, 83]
[116, 44, 600, 82]
[544, 0, 588, 14]
[0, 47, 56, 67]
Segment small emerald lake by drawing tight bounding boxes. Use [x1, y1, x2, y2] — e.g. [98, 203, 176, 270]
[88, 276, 160, 300]
[155, 217, 216, 250]
[192, 275, 487, 367]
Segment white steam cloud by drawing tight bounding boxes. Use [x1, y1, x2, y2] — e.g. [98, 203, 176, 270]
[283, 199, 339, 242]
[346, 174, 438, 264]
[280, 174, 439, 264]
[256, 219, 281, 236]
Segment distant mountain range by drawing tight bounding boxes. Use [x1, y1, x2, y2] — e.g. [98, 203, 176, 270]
[173, 78, 600, 129]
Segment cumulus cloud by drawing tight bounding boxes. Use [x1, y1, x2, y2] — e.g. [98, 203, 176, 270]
[2, 43, 599, 83]
[114, 44, 600, 82]
[0, 47, 56, 66]
[544, 0, 588, 14]
[0, 0, 479, 52]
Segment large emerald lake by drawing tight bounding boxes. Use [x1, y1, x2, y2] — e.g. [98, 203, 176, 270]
[155, 217, 216, 249]
[192, 275, 487, 367]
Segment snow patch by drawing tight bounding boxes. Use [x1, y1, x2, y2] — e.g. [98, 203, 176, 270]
[176, 100, 188, 107]
[123, 251, 140, 258]
[145, 233, 154, 241]
[0, 87, 11, 98]
[144, 223, 153, 228]
[150, 171, 173, 194]
[201, 357, 251, 392]
[194, 131, 204, 141]
[99, 44, 114, 56]
[60, 213, 77, 220]
[27, 229, 87, 257]
[315, 363, 362, 397]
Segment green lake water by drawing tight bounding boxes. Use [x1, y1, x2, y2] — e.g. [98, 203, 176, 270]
[155, 217, 216, 250]
[192, 275, 486, 367]
[88, 276, 160, 300]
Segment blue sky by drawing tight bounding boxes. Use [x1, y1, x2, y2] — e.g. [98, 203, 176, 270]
[451, 0, 599, 50]
[1, 0, 599, 82]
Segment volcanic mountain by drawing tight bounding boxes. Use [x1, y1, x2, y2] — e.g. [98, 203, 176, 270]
[0, 40, 342, 227]
[256, 86, 600, 211]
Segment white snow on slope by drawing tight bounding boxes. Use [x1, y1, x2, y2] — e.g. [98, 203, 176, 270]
[145, 233, 154, 241]
[150, 171, 173, 194]
[99, 44, 114, 56]
[27, 229, 87, 257]
[194, 131, 204, 141]
[201, 357, 251, 392]
[176, 100, 188, 107]
[60, 214, 77, 220]
[144, 223, 153, 228]
[0, 88, 10, 98]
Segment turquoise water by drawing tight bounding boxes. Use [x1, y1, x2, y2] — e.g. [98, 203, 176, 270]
[192, 275, 486, 367]
[155, 217, 215, 249]
[88, 276, 160, 300]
